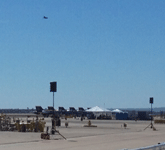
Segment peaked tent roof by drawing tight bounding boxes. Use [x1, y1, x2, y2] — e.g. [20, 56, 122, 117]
[112, 109, 123, 113]
[86, 106, 111, 112]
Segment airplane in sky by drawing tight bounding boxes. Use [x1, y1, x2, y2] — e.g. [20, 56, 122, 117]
[43, 16, 48, 19]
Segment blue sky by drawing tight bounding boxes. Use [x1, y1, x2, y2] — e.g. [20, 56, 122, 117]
[0, 0, 165, 109]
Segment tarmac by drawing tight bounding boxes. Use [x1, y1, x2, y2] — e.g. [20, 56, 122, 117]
[0, 116, 165, 150]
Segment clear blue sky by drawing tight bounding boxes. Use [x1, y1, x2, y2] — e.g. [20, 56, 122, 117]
[0, 0, 165, 109]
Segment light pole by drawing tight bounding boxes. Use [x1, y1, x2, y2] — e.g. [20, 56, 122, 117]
[150, 97, 153, 128]
[144, 97, 155, 130]
[50, 81, 57, 134]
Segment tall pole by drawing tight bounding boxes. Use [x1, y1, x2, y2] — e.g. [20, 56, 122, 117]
[50, 81, 57, 134]
[151, 103, 152, 128]
[144, 97, 154, 130]
[53, 92, 54, 116]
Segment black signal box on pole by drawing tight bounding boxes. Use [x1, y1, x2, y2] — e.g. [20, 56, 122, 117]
[50, 82, 57, 92]
[150, 97, 153, 104]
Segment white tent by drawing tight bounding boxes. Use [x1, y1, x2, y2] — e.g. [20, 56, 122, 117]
[112, 109, 123, 113]
[86, 106, 110, 112]
[86, 106, 111, 117]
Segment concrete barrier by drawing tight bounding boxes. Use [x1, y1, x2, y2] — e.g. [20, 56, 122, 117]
[122, 142, 165, 150]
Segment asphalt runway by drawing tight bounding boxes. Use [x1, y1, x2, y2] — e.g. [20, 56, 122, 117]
[0, 116, 165, 150]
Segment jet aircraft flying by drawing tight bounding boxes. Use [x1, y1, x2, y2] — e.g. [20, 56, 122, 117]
[43, 16, 48, 19]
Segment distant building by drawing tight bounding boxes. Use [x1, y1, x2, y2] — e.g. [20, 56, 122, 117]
[111, 109, 128, 120]
[138, 111, 150, 120]
[115, 113, 128, 120]
[0, 108, 33, 113]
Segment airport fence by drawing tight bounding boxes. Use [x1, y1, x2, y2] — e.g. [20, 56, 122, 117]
[122, 142, 165, 150]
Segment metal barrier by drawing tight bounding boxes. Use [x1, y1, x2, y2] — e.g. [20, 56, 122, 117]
[122, 142, 165, 150]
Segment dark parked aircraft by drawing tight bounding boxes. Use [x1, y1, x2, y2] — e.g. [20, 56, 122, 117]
[43, 16, 48, 19]
[34, 106, 87, 118]
[34, 106, 43, 114]
[34, 106, 55, 117]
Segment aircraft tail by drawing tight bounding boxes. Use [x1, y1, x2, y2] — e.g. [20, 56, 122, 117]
[35, 106, 43, 113]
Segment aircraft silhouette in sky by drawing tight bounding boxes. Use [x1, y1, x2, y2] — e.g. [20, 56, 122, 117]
[43, 16, 48, 19]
